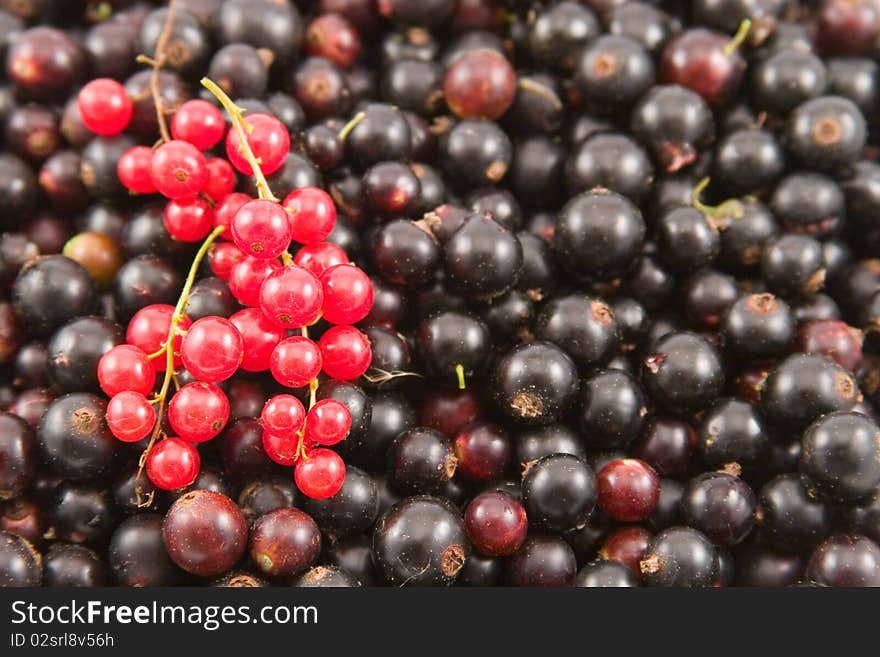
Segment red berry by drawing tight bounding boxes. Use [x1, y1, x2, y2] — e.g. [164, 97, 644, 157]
[304, 14, 361, 69]
[180, 316, 244, 383]
[150, 140, 208, 199]
[262, 430, 300, 466]
[98, 344, 156, 396]
[294, 448, 345, 499]
[270, 336, 322, 388]
[171, 99, 226, 151]
[168, 381, 230, 443]
[320, 264, 373, 325]
[214, 192, 251, 239]
[209, 241, 245, 280]
[163, 196, 214, 242]
[146, 437, 200, 490]
[225, 113, 289, 176]
[283, 187, 336, 244]
[126, 304, 192, 372]
[77, 78, 133, 136]
[305, 399, 351, 446]
[106, 391, 156, 443]
[597, 458, 661, 522]
[229, 256, 282, 307]
[201, 157, 236, 202]
[319, 325, 371, 380]
[463, 490, 528, 556]
[231, 199, 293, 259]
[294, 241, 349, 278]
[229, 307, 286, 372]
[258, 265, 324, 328]
[117, 146, 157, 194]
[600, 526, 653, 577]
[443, 49, 517, 120]
[261, 394, 306, 437]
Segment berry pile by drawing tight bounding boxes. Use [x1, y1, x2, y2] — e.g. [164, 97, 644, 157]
[2, 0, 880, 588]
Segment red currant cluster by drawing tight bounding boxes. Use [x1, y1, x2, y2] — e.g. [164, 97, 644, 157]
[77, 75, 373, 500]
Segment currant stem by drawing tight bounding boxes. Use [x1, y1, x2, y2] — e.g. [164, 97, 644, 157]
[338, 111, 366, 142]
[135, 225, 226, 505]
[691, 177, 744, 220]
[200, 76, 278, 202]
[455, 364, 466, 390]
[142, 0, 177, 143]
[308, 378, 318, 409]
[724, 19, 752, 56]
[281, 251, 294, 266]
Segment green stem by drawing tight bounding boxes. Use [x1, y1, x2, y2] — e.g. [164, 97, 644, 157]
[200, 77, 277, 202]
[724, 19, 752, 56]
[455, 364, 466, 390]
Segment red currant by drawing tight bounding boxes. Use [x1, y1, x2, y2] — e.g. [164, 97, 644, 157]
[231, 199, 293, 259]
[180, 316, 244, 383]
[146, 437, 200, 490]
[320, 264, 373, 325]
[171, 99, 226, 151]
[262, 430, 300, 466]
[209, 241, 245, 280]
[213, 192, 250, 239]
[201, 157, 236, 202]
[117, 146, 157, 194]
[168, 381, 230, 443]
[106, 391, 156, 443]
[305, 399, 351, 446]
[77, 78, 133, 136]
[258, 265, 323, 328]
[225, 113, 289, 176]
[319, 325, 371, 380]
[295, 448, 345, 499]
[98, 344, 156, 396]
[126, 305, 192, 372]
[230, 307, 286, 372]
[150, 140, 208, 199]
[283, 187, 336, 244]
[294, 241, 348, 278]
[163, 196, 214, 242]
[261, 394, 306, 437]
[270, 336, 322, 388]
[229, 256, 282, 307]
[597, 458, 661, 522]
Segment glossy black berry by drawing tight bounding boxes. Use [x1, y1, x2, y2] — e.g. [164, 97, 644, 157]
[578, 369, 646, 449]
[786, 96, 866, 171]
[752, 49, 828, 116]
[0, 412, 36, 501]
[680, 472, 756, 547]
[109, 514, 181, 587]
[698, 398, 770, 471]
[372, 496, 468, 586]
[756, 474, 832, 552]
[505, 534, 577, 586]
[387, 427, 456, 496]
[761, 354, 860, 431]
[642, 332, 725, 413]
[12, 255, 99, 338]
[713, 128, 786, 196]
[440, 119, 512, 187]
[574, 560, 639, 587]
[806, 534, 880, 586]
[418, 310, 490, 387]
[639, 526, 717, 587]
[761, 235, 827, 299]
[553, 190, 646, 281]
[631, 85, 714, 173]
[565, 133, 654, 202]
[37, 393, 117, 481]
[800, 411, 880, 502]
[0, 530, 41, 587]
[721, 293, 794, 361]
[656, 206, 721, 273]
[373, 219, 440, 287]
[46, 316, 123, 393]
[443, 213, 523, 300]
[493, 341, 580, 426]
[534, 295, 619, 370]
[522, 454, 597, 532]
